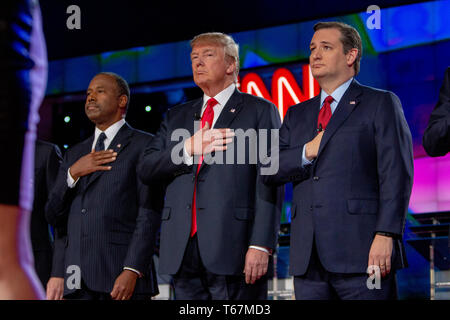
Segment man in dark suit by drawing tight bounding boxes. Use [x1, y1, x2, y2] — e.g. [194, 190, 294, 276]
[139, 32, 282, 300]
[262, 22, 414, 299]
[423, 67, 450, 156]
[31, 140, 62, 288]
[423, 67, 450, 247]
[46, 72, 163, 300]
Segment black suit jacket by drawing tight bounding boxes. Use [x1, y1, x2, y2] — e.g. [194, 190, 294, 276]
[423, 67, 450, 156]
[139, 89, 283, 276]
[31, 140, 62, 287]
[46, 123, 163, 296]
[423, 67, 450, 247]
[263, 80, 414, 275]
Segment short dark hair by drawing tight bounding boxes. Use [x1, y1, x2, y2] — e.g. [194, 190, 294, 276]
[313, 21, 362, 75]
[98, 72, 130, 112]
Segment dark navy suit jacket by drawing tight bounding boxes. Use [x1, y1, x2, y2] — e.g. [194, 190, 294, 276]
[423, 67, 450, 157]
[423, 67, 450, 246]
[263, 80, 414, 275]
[32, 140, 62, 287]
[139, 89, 283, 276]
[46, 123, 163, 296]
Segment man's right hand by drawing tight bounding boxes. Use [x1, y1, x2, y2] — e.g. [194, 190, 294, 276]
[46, 277, 64, 300]
[69, 149, 117, 180]
[305, 131, 324, 161]
[184, 123, 235, 157]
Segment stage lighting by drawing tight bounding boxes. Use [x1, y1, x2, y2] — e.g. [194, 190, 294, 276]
[145, 105, 152, 112]
[64, 116, 71, 123]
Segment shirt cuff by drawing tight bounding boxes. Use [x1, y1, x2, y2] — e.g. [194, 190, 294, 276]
[375, 231, 397, 238]
[67, 168, 79, 188]
[249, 245, 272, 255]
[183, 142, 194, 166]
[301, 144, 314, 167]
[123, 267, 143, 278]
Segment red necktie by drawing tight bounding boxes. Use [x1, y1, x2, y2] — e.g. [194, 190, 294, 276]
[191, 98, 218, 237]
[317, 95, 334, 131]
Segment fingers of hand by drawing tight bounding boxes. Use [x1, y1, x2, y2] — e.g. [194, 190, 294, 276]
[369, 255, 391, 277]
[214, 128, 235, 137]
[244, 251, 268, 284]
[110, 287, 118, 299]
[379, 258, 391, 277]
[211, 137, 233, 147]
[244, 268, 252, 284]
[206, 129, 234, 140]
[46, 279, 64, 300]
[369, 237, 392, 277]
[245, 262, 267, 284]
[90, 151, 116, 169]
[111, 285, 131, 300]
[93, 151, 116, 161]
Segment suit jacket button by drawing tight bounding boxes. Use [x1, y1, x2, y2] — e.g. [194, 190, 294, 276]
[81, 208, 87, 214]
[313, 176, 319, 181]
[187, 204, 191, 210]
[309, 205, 313, 211]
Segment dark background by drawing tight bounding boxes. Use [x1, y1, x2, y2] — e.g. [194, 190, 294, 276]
[41, 0, 429, 60]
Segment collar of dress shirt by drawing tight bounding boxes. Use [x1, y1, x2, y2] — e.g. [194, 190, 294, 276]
[320, 77, 353, 114]
[201, 83, 236, 118]
[93, 118, 126, 150]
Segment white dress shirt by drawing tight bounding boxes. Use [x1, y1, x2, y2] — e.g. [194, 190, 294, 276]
[301, 77, 353, 166]
[183, 83, 236, 165]
[67, 118, 126, 187]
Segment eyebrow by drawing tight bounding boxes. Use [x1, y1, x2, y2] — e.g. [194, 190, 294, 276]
[191, 48, 214, 56]
[87, 86, 105, 92]
[310, 41, 334, 47]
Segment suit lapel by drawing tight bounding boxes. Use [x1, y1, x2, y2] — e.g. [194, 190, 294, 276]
[316, 79, 363, 159]
[213, 89, 244, 129]
[85, 123, 133, 189]
[78, 136, 95, 190]
[187, 98, 204, 136]
[198, 89, 244, 174]
[184, 99, 203, 174]
[304, 95, 322, 141]
[108, 122, 133, 155]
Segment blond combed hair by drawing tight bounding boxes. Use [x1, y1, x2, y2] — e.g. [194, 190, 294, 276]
[190, 32, 240, 79]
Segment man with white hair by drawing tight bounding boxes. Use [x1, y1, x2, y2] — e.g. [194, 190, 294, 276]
[139, 32, 282, 300]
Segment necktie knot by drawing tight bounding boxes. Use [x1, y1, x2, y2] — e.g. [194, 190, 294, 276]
[202, 98, 217, 129]
[95, 132, 107, 151]
[317, 96, 334, 131]
[206, 97, 218, 109]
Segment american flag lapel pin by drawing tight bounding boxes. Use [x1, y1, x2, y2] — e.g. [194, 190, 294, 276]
[230, 108, 235, 113]
[350, 101, 356, 105]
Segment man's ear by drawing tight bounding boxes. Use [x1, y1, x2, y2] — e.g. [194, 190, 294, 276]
[347, 48, 358, 67]
[118, 95, 128, 115]
[118, 95, 128, 108]
[226, 58, 237, 76]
